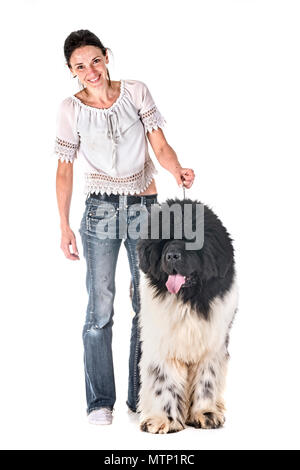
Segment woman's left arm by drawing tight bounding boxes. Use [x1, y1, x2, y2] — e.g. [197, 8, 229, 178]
[147, 128, 195, 189]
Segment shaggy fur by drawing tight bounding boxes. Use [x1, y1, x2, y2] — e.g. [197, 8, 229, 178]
[135, 197, 238, 434]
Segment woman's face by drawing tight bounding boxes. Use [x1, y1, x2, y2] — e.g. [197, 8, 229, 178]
[69, 45, 109, 88]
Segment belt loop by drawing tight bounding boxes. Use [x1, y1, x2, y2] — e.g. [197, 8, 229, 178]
[141, 196, 145, 206]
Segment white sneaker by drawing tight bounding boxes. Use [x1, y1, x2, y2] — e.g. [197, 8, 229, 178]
[88, 408, 113, 425]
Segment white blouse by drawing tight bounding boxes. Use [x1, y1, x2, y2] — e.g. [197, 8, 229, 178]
[54, 79, 167, 196]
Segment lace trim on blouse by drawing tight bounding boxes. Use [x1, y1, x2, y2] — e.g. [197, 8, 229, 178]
[140, 105, 167, 133]
[84, 158, 158, 197]
[54, 136, 79, 163]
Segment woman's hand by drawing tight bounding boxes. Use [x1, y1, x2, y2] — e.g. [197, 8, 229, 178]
[174, 168, 195, 189]
[60, 227, 80, 260]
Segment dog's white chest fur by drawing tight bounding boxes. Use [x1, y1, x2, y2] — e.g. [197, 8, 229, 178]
[138, 271, 238, 364]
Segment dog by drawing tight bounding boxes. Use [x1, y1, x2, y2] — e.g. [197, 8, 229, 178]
[135, 197, 239, 434]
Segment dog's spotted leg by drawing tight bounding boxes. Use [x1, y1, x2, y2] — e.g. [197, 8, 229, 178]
[138, 359, 188, 434]
[186, 349, 228, 429]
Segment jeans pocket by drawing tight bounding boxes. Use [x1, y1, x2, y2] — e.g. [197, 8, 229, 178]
[87, 202, 117, 220]
[86, 202, 118, 236]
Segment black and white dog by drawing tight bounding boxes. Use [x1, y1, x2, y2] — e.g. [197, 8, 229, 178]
[135, 197, 238, 434]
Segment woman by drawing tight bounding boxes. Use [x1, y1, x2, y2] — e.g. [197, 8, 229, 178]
[54, 29, 195, 425]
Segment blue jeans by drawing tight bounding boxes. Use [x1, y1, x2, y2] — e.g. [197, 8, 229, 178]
[78, 192, 158, 415]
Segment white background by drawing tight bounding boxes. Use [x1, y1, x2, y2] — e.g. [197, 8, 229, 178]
[0, 0, 299, 450]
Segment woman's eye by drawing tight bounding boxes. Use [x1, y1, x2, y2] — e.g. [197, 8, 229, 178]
[76, 59, 100, 70]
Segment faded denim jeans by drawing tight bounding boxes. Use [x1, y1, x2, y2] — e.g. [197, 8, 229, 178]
[78, 192, 158, 415]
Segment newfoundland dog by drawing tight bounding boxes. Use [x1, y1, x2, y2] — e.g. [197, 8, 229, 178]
[135, 197, 238, 434]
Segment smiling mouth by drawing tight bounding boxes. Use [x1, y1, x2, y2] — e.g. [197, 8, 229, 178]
[88, 75, 101, 83]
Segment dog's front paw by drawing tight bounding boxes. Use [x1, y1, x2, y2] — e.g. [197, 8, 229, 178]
[186, 410, 225, 429]
[140, 415, 184, 434]
[140, 416, 170, 434]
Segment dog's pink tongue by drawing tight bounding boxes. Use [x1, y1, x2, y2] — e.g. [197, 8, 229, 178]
[166, 274, 186, 294]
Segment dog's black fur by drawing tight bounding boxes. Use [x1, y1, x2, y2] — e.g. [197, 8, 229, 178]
[137, 197, 236, 320]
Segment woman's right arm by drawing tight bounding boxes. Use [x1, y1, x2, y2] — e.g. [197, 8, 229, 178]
[56, 160, 80, 260]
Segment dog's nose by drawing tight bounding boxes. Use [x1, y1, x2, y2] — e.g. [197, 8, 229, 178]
[166, 251, 181, 262]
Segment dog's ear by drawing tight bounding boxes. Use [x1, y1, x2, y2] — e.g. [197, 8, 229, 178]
[216, 252, 233, 278]
[215, 234, 234, 278]
[201, 242, 233, 280]
[202, 248, 219, 280]
[147, 243, 163, 280]
[202, 242, 233, 279]
[136, 239, 150, 273]
[137, 239, 162, 280]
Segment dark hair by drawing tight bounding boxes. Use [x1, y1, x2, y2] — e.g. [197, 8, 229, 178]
[64, 29, 113, 87]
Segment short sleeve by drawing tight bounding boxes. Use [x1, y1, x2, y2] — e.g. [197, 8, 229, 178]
[137, 81, 167, 133]
[54, 98, 80, 163]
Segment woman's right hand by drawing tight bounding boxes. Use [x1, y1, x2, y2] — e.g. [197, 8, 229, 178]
[60, 227, 80, 260]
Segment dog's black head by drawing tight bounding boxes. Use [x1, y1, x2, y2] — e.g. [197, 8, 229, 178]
[137, 198, 235, 317]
